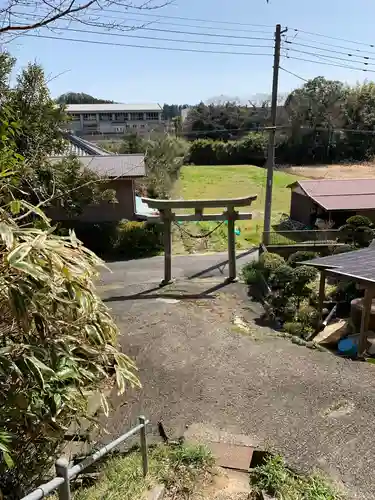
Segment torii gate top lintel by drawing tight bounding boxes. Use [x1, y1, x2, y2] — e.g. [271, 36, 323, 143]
[142, 195, 258, 286]
[142, 195, 257, 210]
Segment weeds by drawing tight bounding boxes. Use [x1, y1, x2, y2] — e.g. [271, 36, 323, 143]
[71, 443, 214, 500]
[250, 454, 345, 500]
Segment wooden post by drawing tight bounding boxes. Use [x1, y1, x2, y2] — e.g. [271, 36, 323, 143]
[358, 287, 373, 357]
[161, 209, 173, 286]
[227, 208, 237, 282]
[317, 270, 326, 328]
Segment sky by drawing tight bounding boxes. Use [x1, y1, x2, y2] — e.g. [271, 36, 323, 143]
[6, 0, 375, 103]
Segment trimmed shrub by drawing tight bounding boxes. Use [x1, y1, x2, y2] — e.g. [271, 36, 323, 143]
[297, 305, 320, 329]
[242, 261, 263, 285]
[268, 294, 298, 322]
[269, 264, 294, 289]
[260, 252, 285, 279]
[189, 139, 216, 165]
[346, 215, 372, 228]
[114, 221, 163, 259]
[292, 265, 318, 287]
[339, 215, 374, 248]
[188, 133, 267, 166]
[287, 251, 318, 267]
[57, 220, 163, 260]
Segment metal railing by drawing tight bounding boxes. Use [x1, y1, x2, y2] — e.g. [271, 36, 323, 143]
[264, 229, 341, 246]
[21, 416, 149, 500]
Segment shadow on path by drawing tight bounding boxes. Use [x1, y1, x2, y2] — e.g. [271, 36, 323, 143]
[187, 248, 258, 280]
[102, 281, 229, 303]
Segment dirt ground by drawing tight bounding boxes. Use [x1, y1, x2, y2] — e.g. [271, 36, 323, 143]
[283, 161, 375, 179]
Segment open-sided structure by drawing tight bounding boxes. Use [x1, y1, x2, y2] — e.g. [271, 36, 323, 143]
[303, 246, 375, 356]
[142, 195, 257, 285]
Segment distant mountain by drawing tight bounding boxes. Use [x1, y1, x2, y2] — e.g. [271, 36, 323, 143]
[56, 92, 115, 104]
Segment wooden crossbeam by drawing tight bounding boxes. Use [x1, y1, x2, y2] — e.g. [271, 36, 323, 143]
[142, 196, 257, 209]
[147, 213, 253, 223]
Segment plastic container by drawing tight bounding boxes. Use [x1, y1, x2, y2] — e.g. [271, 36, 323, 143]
[338, 337, 358, 356]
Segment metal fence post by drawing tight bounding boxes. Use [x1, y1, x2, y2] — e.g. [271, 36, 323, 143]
[139, 415, 149, 477]
[55, 457, 71, 500]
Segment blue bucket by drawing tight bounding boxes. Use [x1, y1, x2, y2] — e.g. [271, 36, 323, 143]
[338, 338, 358, 357]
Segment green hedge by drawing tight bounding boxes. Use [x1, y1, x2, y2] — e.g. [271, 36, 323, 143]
[188, 133, 267, 166]
[57, 220, 163, 260]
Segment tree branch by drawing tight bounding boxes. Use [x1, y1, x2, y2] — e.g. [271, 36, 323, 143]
[0, 0, 171, 34]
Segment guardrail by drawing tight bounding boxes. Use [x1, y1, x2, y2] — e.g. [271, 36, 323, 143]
[264, 229, 341, 246]
[21, 416, 149, 500]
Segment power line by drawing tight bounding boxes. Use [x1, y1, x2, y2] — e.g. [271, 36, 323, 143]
[279, 66, 308, 82]
[283, 39, 375, 62]
[284, 54, 375, 73]
[86, 7, 275, 28]
[290, 35, 375, 57]
[10, 21, 275, 49]
[16, 9, 274, 35]
[11, 14, 273, 42]
[24, 32, 274, 56]
[284, 46, 375, 67]
[290, 27, 375, 49]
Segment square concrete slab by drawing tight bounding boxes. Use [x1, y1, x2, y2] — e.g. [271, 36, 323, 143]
[199, 441, 254, 471]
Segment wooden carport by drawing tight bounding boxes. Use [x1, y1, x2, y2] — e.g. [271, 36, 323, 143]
[303, 246, 375, 357]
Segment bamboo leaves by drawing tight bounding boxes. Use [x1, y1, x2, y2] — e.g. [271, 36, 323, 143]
[0, 209, 139, 490]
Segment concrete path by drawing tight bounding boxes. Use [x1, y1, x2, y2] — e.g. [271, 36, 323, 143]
[98, 252, 375, 500]
[101, 249, 258, 287]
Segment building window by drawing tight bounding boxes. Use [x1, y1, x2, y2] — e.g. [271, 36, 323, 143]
[146, 112, 159, 121]
[70, 113, 81, 121]
[140, 124, 145, 129]
[99, 113, 112, 121]
[114, 113, 127, 121]
[130, 112, 144, 121]
[132, 124, 137, 128]
[83, 113, 96, 121]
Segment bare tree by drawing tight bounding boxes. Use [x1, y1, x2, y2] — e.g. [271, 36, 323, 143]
[0, 0, 170, 35]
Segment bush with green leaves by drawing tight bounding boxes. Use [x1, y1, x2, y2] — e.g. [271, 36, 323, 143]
[242, 253, 285, 297]
[269, 264, 294, 289]
[287, 250, 318, 267]
[144, 135, 188, 198]
[259, 252, 285, 280]
[60, 220, 163, 260]
[339, 215, 374, 248]
[268, 294, 298, 323]
[114, 221, 163, 259]
[346, 215, 372, 228]
[241, 260, 263, 286]
[188, 132, 267, 166]
[289, 265, 318, 300]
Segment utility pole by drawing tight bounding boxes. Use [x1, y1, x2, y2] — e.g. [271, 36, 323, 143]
[263, 24, 287, 245]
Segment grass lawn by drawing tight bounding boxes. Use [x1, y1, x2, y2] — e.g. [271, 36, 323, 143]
[172, 165, 301, 252]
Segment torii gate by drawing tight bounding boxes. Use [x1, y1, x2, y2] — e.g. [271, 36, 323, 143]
[142, 195, 257, 285]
